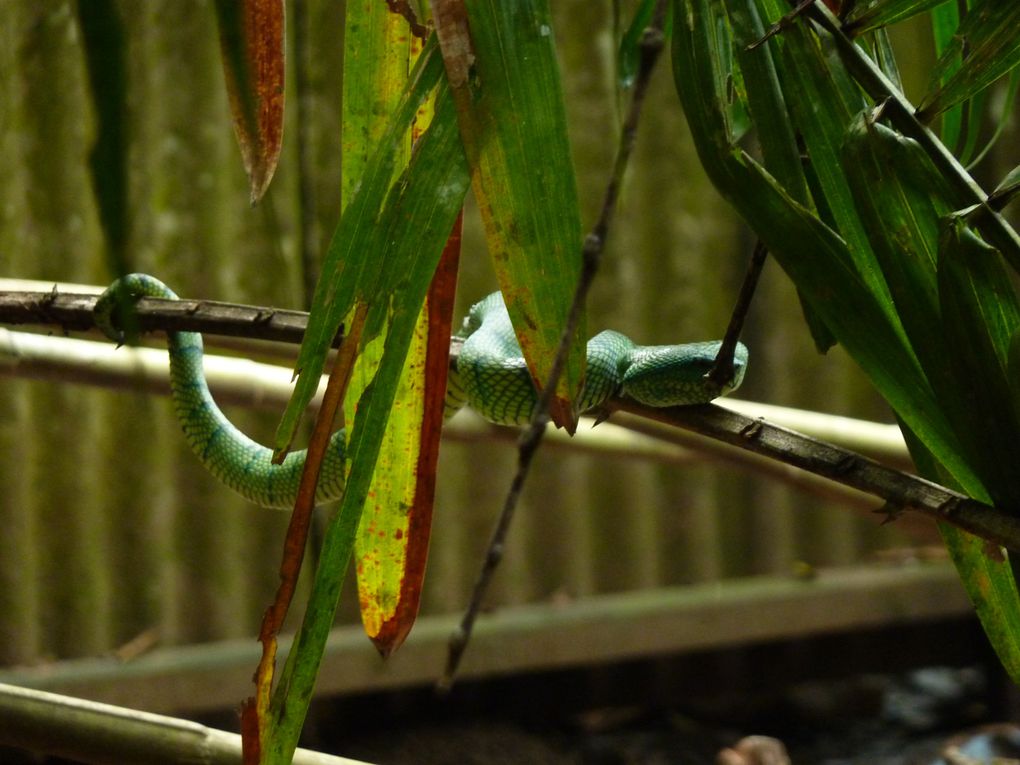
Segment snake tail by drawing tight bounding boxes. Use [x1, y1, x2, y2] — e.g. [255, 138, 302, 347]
[95, 274, 346, 509]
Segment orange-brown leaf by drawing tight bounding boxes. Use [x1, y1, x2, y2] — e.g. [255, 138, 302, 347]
[215, 0, 285, 204]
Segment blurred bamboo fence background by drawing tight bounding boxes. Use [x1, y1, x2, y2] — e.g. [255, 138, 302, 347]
[0, 1, 985, 702]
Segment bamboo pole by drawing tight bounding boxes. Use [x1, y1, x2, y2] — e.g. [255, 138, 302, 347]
[0, 682, 367, 765]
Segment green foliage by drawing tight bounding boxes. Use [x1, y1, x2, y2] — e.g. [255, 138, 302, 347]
[672, 0, 1020, 681]
[263, 41, 471, 764]
[247, 1, 1020, 755]
[265, 2, 584, 757]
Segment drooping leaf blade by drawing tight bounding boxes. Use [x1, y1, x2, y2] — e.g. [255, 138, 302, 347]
[929, 1, 963, 151]
[991, 162, 1020, 210]
[754, 0, 894, 318]
[272, 39, 446, 459]
[75, 0, 129, 276]
[434, 0, 585, 431]
[264, 79, 471, 765]
[844, 0, 949, 36]
[899, 423, 1020, 686]
[355, 228, 460, 655]
[673, 0, 960, 478]
[839, 117, 948, 382]
[727, 0, 808, 202]
[941, 523, 1020, 682]
[918, 2, 1020, 122]
[337, 4, 447, 658]
[967, 69, 1020, 170]
[214, 0, 285, 204]
[937, 219, 1020, 511]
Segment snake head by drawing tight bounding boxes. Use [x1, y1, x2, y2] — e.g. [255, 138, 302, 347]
[622, 340, 749, 406]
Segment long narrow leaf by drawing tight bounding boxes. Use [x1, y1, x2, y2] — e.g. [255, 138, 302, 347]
[840, 117, 947, 380]
[899, 423, 1020, 684]
[272, 40, 445, 458]
[929, 1, 963, 151]
[844, 0, 949, 36]
[727, 1, 807, 201]
[214, 0, 285, 203]
[991, 163, 1020, 210]
[264, 82, 471, 764]
[337, 4, 446, 659]
[937, 219, 1020, 510]
[355, 228, 461, 655]
[434, 0, 584, 431]
[754, 0, 893, 316]
[918, 2, 1020, 122]
[966, 70, 1020, 170]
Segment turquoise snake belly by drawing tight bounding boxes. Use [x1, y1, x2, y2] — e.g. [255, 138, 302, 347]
[95, 274, 748, 508]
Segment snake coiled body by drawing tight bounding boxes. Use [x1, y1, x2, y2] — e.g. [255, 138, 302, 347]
[95, 275, 346, 508]
[96, 275, 748, 508]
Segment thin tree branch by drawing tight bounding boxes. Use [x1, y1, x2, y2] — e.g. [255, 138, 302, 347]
[437, 0, 672, 691]
[3, 314, 933, 542]
[708, 239, 767, 388]
[0, 287, 338, 347]
[609, 398, 1020, 552]
[3, 321, 927, 536]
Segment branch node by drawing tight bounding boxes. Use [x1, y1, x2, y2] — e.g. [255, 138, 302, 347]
[639, 25, 665, 55]
[873, 501, 904, 525]
[834, 454, 858, 474]
[740, 418, 764, 440]
[937, 496, 963, 519]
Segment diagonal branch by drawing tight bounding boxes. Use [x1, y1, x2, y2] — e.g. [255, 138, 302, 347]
[608, 399, 1020, 551]
[437, 0, 674, 690]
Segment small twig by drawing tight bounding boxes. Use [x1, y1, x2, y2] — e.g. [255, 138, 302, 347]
[385, 0, 429, 40]
[747, 0, 815, 51]
[438, 0, 671, 691]
[707, 239, 767, 389]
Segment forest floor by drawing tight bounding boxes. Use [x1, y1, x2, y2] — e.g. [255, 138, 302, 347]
[320, 663, 1018, 764]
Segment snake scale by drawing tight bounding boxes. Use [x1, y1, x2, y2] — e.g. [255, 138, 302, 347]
[95, 274, 748, 508]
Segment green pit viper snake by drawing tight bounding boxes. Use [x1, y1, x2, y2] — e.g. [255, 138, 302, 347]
[95, 274, 748, 509]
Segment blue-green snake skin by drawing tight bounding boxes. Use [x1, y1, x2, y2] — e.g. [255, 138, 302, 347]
[95, 275, 748, 508]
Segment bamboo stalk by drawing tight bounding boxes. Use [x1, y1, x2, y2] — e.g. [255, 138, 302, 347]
[0, 682, 367, 765]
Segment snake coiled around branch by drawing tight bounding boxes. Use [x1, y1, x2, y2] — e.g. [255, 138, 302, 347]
[95, 274, 748, 508]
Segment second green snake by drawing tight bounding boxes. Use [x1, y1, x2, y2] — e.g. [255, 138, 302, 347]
[95, 275, 748, 508]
